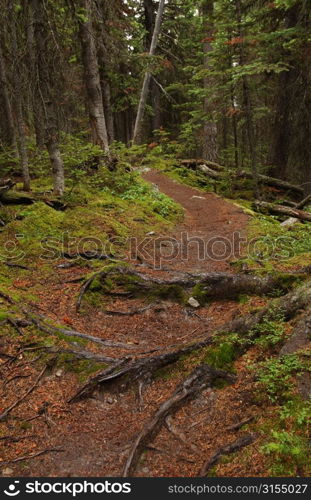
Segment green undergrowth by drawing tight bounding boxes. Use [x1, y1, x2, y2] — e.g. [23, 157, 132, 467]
[230, 207, 311, 273]
[0, 137, 182, 297]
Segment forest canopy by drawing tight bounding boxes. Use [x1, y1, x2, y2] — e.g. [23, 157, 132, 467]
[0, 0, 310, 196]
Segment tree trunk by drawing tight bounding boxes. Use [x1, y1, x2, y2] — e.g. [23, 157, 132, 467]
[0, 37, 17, 150]
[78, 0, 109, 152]
[132, 0, 166, 144]
[9, 4, 31, 191]
[202, 0, 218, 163]
[236, 0, 258, 193]
[26, 1, 45, 149]
[31, 0, 65, 196]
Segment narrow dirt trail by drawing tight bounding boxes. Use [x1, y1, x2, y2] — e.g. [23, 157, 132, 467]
[2, 172, 264, 478]
[142, 169, 249, 272]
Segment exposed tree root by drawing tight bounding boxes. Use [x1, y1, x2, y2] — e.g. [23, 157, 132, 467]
[76, 265, 302, 310]
[199, 434, 256, 476]
[224, 280, 311, 340]
[68, 337, 213, 403]
[280, 307, 311, 356]
[226, 417, 254, 432]
[104, 304, 155, 316]
[122, 363, 235, 476]
[27, 313, 138, 350]
[63, 251, 116, 261]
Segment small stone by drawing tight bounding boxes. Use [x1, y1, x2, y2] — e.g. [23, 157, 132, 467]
[2, 468, 14, 476]
[106, 397, 114, 404]
[55, 369, 63, 378]
[188, 297, 200, 308]
[146, 231, 155, 236]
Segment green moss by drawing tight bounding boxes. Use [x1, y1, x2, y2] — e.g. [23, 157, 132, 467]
[56, 354, 105, 382]
[203, 342, 237, 371]
[147, 284, 186, 303]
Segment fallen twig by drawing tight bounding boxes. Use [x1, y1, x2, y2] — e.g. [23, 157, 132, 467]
[0, 447, 64, 466]
[0, 361, 53, 422]
[199, 434, 256, 476]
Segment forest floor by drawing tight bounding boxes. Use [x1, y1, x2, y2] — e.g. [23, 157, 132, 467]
[0, 169, 309, 477]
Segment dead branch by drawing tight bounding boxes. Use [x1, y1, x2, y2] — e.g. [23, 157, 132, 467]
[0, 290, 15, 304]
[123, 363, 235, 476]
[0, 447, 64, 465]
[226, 417, 254, 432]
[199, 434, 256, 476]
[0, 361, 52, 422]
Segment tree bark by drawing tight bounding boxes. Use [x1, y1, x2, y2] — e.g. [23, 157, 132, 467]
[0, 37, 17, 150]
[31, 0, 65, 196]
[26, 0, 45, 149]
[9, 4, 31, 191]
[202, 0, 218, 163]
[132, 0, 166, 144]
[78, 0, 109, 152]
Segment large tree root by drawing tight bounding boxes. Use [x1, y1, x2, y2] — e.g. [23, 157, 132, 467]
[27, 313, 138, 350]
[70, 280, 311, 403]
[122, 363, 235, 476]
[223, 280, 311, 340]
[68, 337, 213, 403]
[279, 307, 311, 356]
[199, 434, 256, 476]
[76, 266, 302, 310]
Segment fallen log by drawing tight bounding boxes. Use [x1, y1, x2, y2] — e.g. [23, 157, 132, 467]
[199, 434, 256, 476]
[197, 164, 222, 179]
[238, 171, 303, 195]
[122, 363, 235, 476]
[179, 159, 226, 172]
[296, 193, 311, 210]
[253, 201, 311, 222]
[281, 193, 311, 227]
[0, 190, 34, 205]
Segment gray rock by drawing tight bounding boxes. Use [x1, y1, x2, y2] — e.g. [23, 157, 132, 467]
[188, 297, 200, 308]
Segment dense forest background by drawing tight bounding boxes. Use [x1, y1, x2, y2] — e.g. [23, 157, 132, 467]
[0, 0, 310, 196]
